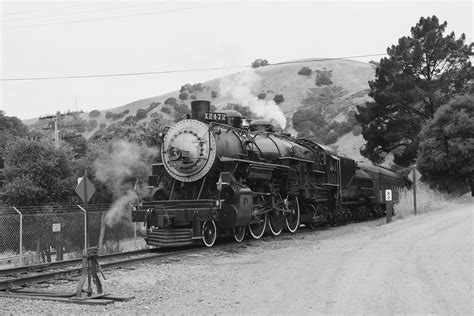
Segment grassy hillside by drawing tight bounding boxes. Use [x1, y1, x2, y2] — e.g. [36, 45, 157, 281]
[27, 58, 376, 159]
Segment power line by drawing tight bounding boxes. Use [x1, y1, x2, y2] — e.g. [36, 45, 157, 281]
[2, 3, 166, 23]
[3, 3, 235, 29]
[4, 2, 100, 16]
[0, 54, 387, 82]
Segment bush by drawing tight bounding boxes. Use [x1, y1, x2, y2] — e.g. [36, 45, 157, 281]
[211, 90, 218, 98]
[257, 92, 266, 100]
[273, 94, 284, 104]
[179, 92, 188, 101]
[99, 123, 106, 129]
[190, 95, 197, 100]
[161, 106, 171, 114]
[164, 97, 177, 106]
[135, 109, 147, 120]
[251, 59, 269, 68]
[87, 119, 98, 131]
[123, 116, 136, 124]
[315, 69, 333, 86]
[105, 112, 113, 119]
[89, 110, 101, 118]
[298, 66, 312, 76]
[75, 125, 86, 133]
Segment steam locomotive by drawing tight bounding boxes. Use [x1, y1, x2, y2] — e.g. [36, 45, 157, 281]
[132, 100, 406, 247]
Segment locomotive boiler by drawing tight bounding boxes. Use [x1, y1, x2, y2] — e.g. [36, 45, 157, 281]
[132, 100, 407, 247]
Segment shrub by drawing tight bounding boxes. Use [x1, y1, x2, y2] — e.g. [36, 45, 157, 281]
[99, 123, 106, 129]
[190, 95, 197, 100]
[87, 119, 98, 131]
[179, 92, 188, 101]
[315, 69, 333, 86]
[89, 110, 101, 118]
[161, 106, 171, 114]
[135, 109, 147, 120]
[124, 116, 136, 124]
[298, 66, 312, 76]
[257, 92, 266, 100]
[75, 125, 86, 133]
[164, 97, 177, 106]
[105, 112, 113, 119]
[273, 94, 284, 104]
[251, 59, 269, 68]
[211, 90, 218, 98]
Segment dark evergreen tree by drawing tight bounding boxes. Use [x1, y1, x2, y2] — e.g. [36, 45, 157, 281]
[417, 95, 474, 195]
[356, 16, 473, 165]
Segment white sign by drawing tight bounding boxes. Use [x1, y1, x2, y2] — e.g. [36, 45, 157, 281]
[52, 223, 61, 232]
[385, 189, 392, 202]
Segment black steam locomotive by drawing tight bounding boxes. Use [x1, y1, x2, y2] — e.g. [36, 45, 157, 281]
[132, 100, 406, 247]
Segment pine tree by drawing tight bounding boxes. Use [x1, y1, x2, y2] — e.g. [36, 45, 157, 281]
[356, 15, 473, 166]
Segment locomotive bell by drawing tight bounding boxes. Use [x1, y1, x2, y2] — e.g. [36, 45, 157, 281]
[191, 100, 211, 121]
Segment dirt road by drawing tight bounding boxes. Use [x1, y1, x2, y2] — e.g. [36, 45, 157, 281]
[1, 204, 471, 314]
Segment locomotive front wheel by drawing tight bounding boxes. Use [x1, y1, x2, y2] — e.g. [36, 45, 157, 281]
[233, 226, 246, 243]
[268, 210, 284, 236]
[248, 213, 267, 239]
[202, 220, 217, 247]
[285, 196, 300, 233]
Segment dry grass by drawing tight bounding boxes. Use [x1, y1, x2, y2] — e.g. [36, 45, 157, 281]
[394, 183, 471, 219]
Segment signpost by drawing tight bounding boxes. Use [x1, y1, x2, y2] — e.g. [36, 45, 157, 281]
[385, 189, 393, 223]
[75, 170, 99, 298]
[408, 166, 421, 215]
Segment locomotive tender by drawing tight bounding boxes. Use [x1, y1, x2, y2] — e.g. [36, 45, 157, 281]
[132, 100, 406, 247]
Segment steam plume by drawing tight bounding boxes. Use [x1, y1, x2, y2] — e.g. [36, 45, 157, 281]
[219, 70, 287, 129]
[93, 140, 158, 226]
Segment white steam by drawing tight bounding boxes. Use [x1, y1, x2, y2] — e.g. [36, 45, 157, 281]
[219, 70, 287, 129]
[93, 140, 158, 227]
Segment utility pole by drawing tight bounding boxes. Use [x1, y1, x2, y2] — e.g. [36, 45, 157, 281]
[39, 110, 84, 148]
[54, 111, 61, 148]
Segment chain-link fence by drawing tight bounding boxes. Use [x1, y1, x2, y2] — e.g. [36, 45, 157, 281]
[0, 204, 147, 269]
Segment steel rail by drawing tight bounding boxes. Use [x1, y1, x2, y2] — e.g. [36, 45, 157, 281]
[0, 248, 154, 277]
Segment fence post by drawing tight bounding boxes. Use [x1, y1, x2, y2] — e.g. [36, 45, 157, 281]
[12, 206, 23, 267]
[77, 205, 87, 252]
[134, 222, 137, 250]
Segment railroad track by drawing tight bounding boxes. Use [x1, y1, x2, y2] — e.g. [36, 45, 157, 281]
[0, 218, 383, 293]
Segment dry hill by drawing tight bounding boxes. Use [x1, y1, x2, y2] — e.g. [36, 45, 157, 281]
[28, 59, 376, 160]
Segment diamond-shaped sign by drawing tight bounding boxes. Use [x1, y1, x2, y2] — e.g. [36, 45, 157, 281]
[75, 176, 95, 203]
[408, 168, 422, 182]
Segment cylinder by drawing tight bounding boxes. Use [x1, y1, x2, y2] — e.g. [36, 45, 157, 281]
[191, 100, 211, 121]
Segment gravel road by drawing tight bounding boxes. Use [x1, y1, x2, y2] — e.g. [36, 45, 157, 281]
[1, 203, 472, 314]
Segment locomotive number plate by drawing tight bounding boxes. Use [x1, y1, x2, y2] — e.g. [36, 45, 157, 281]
[204, 112, 227, 122]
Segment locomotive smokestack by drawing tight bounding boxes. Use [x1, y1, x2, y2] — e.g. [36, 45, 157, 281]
[191, 100, 211, 121]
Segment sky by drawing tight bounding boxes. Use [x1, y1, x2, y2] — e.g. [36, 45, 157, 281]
[0, 0, 472, 120]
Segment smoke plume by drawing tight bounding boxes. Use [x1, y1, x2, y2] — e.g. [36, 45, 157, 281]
[93, 140, 158, 226]
[219, 70, 287, 129]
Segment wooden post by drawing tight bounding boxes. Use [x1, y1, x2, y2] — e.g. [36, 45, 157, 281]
[413, 165, 417, 216]
[385, 189, 393, 223]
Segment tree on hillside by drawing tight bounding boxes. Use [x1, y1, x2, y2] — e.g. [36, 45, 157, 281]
[356, 15, 473, 166]
[2, 139, 75, 205]
[251, 59, 269, 68]
[417, 94, 474, 195]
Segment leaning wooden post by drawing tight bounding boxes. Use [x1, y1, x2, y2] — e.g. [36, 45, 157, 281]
[413, 165, 417, 216]
[13, 207, 23, 267]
